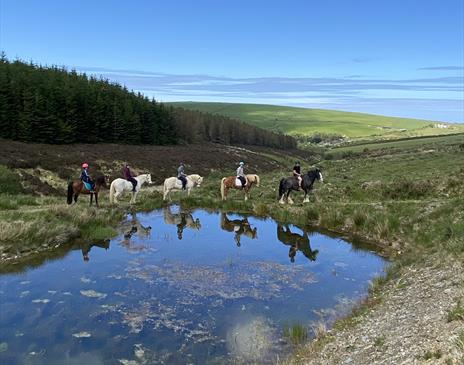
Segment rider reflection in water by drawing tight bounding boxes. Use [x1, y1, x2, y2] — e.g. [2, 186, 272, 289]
[276, 224, 319, 263]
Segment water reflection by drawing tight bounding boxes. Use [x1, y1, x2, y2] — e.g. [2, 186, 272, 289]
[163, 206, 201, 240]
[277, 224, 319, 263]
[80, 239, 110, 262]
[119, 213, 152, 251]
[0, 207, 386, 365]
[220, 213, 258, 246]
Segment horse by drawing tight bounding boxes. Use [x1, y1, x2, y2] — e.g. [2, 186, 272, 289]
[278, 168, 323, 204]
[220, 174, 260, 201]
[220, 213, 258, 246]
[163, 206, 201, 239]
[163, 174, 203, 202]
[67, 175, 108, 208]
[109, 174, 152, 205]
[277, 224, 319, 263]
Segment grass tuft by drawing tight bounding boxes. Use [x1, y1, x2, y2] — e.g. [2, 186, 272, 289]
[283, 322, 308, 345]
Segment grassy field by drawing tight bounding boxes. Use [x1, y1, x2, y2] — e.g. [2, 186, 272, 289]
[169, 102, 464, 140]
[0, 134, 463, 362]
[1, 133, 463, 267]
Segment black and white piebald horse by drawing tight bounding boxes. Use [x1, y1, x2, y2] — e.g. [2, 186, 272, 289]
[278, 168, 323, 204]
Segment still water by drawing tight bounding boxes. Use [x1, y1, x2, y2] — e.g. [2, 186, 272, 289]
[0, 206, 386, 365]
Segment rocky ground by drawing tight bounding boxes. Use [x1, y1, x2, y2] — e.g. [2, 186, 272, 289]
[287, 255, 464, 365]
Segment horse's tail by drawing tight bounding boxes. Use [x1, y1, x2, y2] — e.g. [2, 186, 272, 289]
[163, 179, 168, 200]
[278, 178, 286, 199]
[109, 180, 116, 204]
[220, 177, 226, 200]
[67, 182, 73, 204]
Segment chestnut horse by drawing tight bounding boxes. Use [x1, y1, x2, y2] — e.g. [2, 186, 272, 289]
[220, 174, 260, 201]
[67, 175, 108, 207]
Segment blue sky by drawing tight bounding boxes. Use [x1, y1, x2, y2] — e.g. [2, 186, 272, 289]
[1, 0, 463, 122]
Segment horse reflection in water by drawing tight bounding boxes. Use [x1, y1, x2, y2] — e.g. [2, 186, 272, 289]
[80, 239, 110, 262]
[163, 206, 201, 240]
[277, 224, 319, 263]
[119, 212, 152, 252]
[220, 213, 258, 247]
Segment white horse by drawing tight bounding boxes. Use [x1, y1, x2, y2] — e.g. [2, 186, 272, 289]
[163, 174, 203, 201]
[109, 174, 152, 205]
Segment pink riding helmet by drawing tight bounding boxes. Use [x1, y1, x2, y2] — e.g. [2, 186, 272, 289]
[82, 163, 89, 168]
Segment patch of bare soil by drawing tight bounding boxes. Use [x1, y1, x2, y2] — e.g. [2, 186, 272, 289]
[288, 255, 464, 365]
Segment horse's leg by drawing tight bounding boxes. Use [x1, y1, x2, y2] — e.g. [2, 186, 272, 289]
[74, 194, 78, 204]
[244, 187, 248, 201]
[114, 191, 120, 204]
[287, 190, 294, 205]
[90, 193, 93, 206]
[279, 188, 286, 204]
[132, 191, 138, 204]
[95, 193, 99, 208]
[187, 187, 191, 196]
[163, 188, 168, 201]
[303, 189, 309, 203]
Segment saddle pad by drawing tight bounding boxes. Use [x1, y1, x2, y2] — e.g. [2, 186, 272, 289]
[83, 181, 93, 191]
[235, 178, 246, 187]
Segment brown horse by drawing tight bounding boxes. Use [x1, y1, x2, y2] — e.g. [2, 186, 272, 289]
[220, 174, 260, 201]
[67, 175, 108, 207]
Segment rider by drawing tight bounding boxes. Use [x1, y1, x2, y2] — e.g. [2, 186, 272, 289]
[177, 162, 187, 190]
[236, 161, 246, 189]
[293, 161, 302, 189]
[123, 163, 137, 192]
[80, 163, 95, 193]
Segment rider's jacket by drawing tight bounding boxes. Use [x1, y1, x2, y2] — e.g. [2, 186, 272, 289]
[236, 166, 245, 177]
[81, 169, 91, 183]
[178, 165, 186, 178]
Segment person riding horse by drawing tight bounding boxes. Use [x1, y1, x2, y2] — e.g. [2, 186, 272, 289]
[177, 162, 187, 190]
[81, 163, 95, 193]
[236, 161, 246, 189]
[123, 163, 137, 192]
[293, 161, 302, 189]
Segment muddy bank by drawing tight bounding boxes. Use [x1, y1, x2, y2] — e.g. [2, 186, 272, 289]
[286, 255, 464, 365]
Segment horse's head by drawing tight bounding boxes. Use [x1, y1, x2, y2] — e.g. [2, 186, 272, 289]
[95, 175, 108, 188]
[251, 227, 258, 239]
[193, 218, 202, 230]
[191, 174, 203, 186]
[307, 168, 323, 183]
[145, 174, 153, 185]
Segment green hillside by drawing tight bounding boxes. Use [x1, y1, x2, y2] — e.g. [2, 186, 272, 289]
[169, 102, 464, 140]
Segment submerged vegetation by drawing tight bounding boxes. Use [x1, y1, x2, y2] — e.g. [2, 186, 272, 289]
[283, 322, 309, 345]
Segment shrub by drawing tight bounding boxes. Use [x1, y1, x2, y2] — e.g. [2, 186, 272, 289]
[0, 165, 23, 194]
[306, 206, 319, 221]
[381, 179, 433, 200]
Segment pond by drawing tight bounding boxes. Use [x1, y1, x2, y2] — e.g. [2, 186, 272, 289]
[0, 206, 387, 365]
